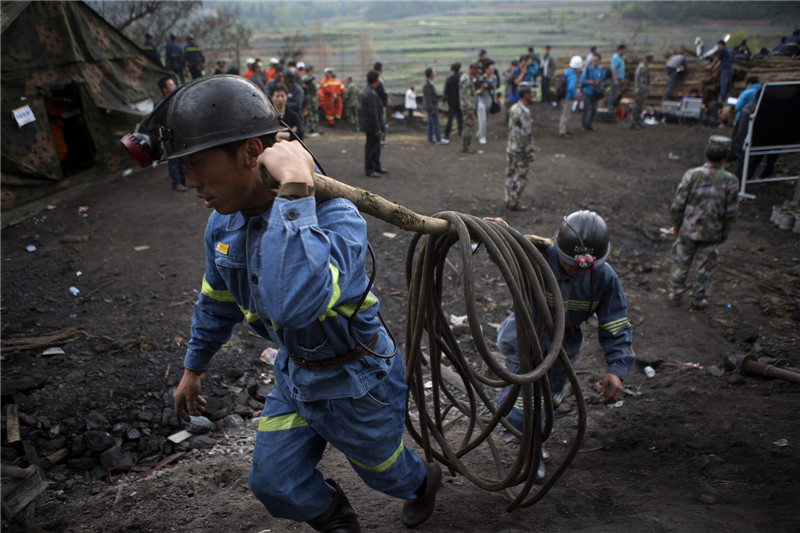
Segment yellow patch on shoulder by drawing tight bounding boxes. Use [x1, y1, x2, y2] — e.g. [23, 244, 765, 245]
[216, 242, 229, 254]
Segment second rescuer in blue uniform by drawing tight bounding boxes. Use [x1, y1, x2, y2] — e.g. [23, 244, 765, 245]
[497, 211, 635, 434]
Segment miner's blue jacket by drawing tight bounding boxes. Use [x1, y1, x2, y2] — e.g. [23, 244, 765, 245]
[499, 244, 634, 381]
[184, 196, 394, 402]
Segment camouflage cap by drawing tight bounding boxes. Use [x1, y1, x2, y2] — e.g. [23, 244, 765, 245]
[706, 135, 732, 158]
[707, 135, 731, 150]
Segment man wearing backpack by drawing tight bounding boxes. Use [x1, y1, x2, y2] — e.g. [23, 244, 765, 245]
[558, 55, 583, 138]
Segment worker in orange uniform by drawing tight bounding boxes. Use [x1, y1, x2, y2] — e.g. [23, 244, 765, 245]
[320, 68, 338, 126]
[331, 72, 346, 121]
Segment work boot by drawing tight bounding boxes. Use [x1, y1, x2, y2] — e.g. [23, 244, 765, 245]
[667, 293, 682, 307]
[690, 298, 709, 311]
[307, 479, 361, 533]
[401, 462, 442, 528]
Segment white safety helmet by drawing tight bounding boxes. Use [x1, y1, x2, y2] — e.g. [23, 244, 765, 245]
[569, 55, 583, 70]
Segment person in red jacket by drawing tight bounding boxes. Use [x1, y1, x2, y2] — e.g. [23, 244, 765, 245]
[331, 72, 346, 121]
[320, 69, 338, 126]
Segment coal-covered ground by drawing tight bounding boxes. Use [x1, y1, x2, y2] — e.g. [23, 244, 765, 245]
[2, 104, 799, 533]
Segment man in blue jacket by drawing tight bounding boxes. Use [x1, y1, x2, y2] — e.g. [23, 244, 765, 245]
[497, 211, 635, 430]
[165, 33, 184, 85]
[165, 75, 440, 532]
[606, 44, 626, 111]
[706, 40, 733, 102]
[183, 33, 205, 80]
[558, 55, 582, 138]
[733, 76, 761, 128]
[141, 32, 162, 67]
[580, 52, 603, 131]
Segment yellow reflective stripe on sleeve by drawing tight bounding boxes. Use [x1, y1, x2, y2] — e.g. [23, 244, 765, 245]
[333, 294, 378, 318]
[601, 317, 632, 335]
[201, 277, 235, 302]
[258, 413, 308, 432]
[318, 264, 342, 320]
[238, 306, 260, 323]
[347, 440, 405, 473]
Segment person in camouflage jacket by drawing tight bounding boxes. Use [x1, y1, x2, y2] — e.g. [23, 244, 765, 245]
[631, 54, 653, 130]
[459, 63, 479, 153]
[668, 136, 739, 310]
[504, 83, 536, 211]
[302, 70, 320, 135]
[343, 77, 361, 132]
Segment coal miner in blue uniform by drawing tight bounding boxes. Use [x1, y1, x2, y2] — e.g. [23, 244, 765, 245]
[141, 32, 162, 67]
[497, 211, 635, 438]
[159, 76, 440, 531]
[165, 33, 184, 85]
[183, 33, 205, 80]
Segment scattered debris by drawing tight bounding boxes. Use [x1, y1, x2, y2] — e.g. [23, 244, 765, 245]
[60, 235, 89, 243]
[167, 430, 192, 444]
[0, 325, 87, 353]
[259, 347, 278, 365]
[6, 404, 21, 443]
[133, 245, 150, 252]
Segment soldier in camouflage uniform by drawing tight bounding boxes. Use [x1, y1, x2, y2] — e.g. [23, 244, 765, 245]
[343, 76, 361, 132]
[631, 54, 653, 130]
[302, 69, 320, 136]
[459, 63, 479, 153]
[668, 136, 739, 310]
[505, 83, 536, 211]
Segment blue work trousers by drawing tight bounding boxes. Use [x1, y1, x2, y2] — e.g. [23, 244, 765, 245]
[496, 314, 585, 430]
[664, 67, 679, 100]
[249, 351, 425, 522]
[427, 109, 442, 143]
[719, 69, 733, 102]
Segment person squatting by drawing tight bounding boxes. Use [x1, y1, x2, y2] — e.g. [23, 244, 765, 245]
[158, 75, 441, 532]
[496, 211, 635, 479]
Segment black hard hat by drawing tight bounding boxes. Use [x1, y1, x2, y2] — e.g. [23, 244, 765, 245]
[145, 32, 153, 40]
[165, 75, 288, 160]
[554, 210, 610, 270]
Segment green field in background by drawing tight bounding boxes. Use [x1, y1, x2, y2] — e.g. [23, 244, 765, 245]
[220, 2, 789, 95]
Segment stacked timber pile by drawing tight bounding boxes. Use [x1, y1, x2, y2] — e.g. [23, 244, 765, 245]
[553, 53, 799, 107]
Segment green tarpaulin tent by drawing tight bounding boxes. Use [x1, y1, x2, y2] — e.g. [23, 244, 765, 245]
[1, 0, 172, 210]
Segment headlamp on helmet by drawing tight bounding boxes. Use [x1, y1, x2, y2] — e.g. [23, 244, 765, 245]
[120, 75, 289, 167]
[554, 210, 610, 271]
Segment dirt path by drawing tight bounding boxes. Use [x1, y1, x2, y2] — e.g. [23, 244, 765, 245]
[2, 105, 799, 532]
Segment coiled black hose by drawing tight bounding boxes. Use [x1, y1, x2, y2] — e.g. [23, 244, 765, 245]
[403, 212, 587, 510]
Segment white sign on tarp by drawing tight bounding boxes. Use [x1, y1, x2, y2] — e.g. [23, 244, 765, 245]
[12, 105, 36, 127]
